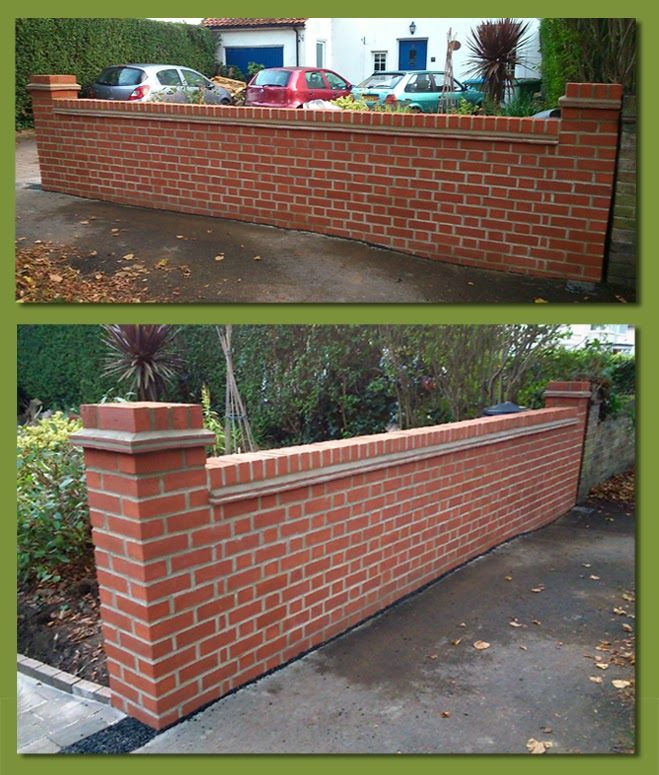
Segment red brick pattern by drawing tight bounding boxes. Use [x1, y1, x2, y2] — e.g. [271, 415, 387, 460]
[30, 76, 622, 281]
[73, 385, 590, 729]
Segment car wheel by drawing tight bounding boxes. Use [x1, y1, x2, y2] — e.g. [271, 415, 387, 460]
[220, 98, 231, 105]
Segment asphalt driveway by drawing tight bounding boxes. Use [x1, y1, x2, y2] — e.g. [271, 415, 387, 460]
[132, 499, 634, 754]
[16, 135, 631, 304]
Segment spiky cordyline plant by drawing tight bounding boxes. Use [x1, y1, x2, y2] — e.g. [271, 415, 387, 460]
[466, 18, 531, 109]
[102, 325, 182, 402]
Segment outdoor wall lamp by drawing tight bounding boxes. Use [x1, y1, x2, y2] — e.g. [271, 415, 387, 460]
[409, 21, 417, 35]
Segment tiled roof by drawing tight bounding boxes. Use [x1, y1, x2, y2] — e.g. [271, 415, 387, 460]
[202, 18, 306, 29]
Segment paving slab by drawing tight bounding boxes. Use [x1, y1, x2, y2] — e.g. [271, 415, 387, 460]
[15, 135, 631, 304]
[135, 502, 635, 754]
[17, 673, 125, 754]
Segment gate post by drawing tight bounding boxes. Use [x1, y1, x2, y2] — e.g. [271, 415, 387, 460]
[71, 403, 215, 729]
[543, 381, 592, 503]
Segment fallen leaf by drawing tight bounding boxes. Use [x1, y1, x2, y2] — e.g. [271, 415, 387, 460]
[89, 250, 98, 257]
[176, 235, 186, 240]
[613, 607, 627, 616]
[595, 662, 609, 670]
[532, 619, 542, 626]
[533, 298, 549, 304]
[615, 295, 628, 303]
[451, 638, 462, 646]
[622, 593, 634, 602]
[122, 253, 136, 260]
[473, 640, 491, 650]
[78, 220, 90, 224]
[622, 623, 633, 633]
[458, 622, 466, 628]
[428, 654, 438, 661]
[519, 645, 528, 651]
[440, 711, 451, 718]
[531, 585, 545, 593]
[509, 620, 524, 628]
[253, 255, 262, 261]
[589, 575, 600, 580]
[504, 575, 513, 581]
[612, 680, 632, 689]
[214, 254, 225, 261]
[155, 259, 169, 268]
[111, 228, 120, 233]
[589, 676, 603, 684]
[526, 738, 550, 754]
[582, 563, 591, 568]
[541, 726, 553, 734]
[49, 273, 63, 283]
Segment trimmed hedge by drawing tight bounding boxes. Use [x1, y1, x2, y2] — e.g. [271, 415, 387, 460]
[15, 17, 217, 128]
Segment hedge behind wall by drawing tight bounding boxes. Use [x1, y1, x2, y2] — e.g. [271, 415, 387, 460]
[15, 17, 217, 128]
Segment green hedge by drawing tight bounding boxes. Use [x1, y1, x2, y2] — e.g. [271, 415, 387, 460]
[15, 18, 217, 128]
[538, 19, 580, 107]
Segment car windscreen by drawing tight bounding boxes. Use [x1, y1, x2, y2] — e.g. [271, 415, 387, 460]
[252, 70, 292, 87]
[95, 67, 145, 87]
[357, 73, 404, 89]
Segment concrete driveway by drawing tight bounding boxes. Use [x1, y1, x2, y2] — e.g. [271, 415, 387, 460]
[132, 501, 634, 754]
[15, 135, 631, 304]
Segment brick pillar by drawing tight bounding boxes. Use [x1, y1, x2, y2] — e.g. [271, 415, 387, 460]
[71, 403, 215, 730]
[27, 75, 81, 191]
[543, 381, 592, 503]
[558, 83, 623, 283]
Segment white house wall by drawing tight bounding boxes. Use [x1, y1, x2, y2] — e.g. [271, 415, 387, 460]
[214, 28, 300, 67]
[327, 18, 540, 85]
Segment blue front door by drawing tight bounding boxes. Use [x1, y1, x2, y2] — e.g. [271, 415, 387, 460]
[398, 39, 428, 70]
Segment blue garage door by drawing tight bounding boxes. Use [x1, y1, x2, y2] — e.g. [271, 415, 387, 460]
[225, 46, 284, 75]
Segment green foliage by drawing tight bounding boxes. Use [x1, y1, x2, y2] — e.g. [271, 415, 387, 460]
[17, 413, 90, 586]
[201, 384, 225, 456]
[539, 18, 636, 106]
[247, 62, 265, 78]
[517, 342, 635, 419]
[497, 92, 543, 117]
[538, 19, 581, 106]
[449, 98, 481, 115]
[15, 18, 217, 128]
[331, 95, 412, 113]
[18, 326, 636, 450]
[17, 326, 115, 410]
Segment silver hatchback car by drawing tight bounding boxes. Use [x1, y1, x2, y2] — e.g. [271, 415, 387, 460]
[89, 64, 232, 104]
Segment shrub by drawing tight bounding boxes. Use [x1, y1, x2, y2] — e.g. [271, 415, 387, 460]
[15, 18, 217, 128]
[17, 413, 90, 586]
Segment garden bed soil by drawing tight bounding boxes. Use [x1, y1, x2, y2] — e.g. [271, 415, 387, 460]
[17, 469, 635, 691]
[17, 560, 108, 686]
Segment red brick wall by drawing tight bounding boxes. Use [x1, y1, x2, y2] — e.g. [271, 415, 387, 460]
[30, 75, 622, 282]
[72, 382, 590, 729]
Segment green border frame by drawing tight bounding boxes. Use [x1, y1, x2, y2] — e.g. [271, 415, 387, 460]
[4, 5, 657, 773]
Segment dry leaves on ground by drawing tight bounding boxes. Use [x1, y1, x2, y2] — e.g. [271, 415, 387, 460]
[526, 738, 552, 754]
[16, 242, 154, 303]
[473, 640, 491, 650]
[588, 470, 635, 505]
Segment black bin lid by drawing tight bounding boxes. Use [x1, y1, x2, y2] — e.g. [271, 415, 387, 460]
[482, 401, 523, 416]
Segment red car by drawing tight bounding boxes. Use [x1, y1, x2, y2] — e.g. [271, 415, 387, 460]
[245, 66, 352, 109]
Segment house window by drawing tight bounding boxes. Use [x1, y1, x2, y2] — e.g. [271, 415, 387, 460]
[373, 51, 387, 72]
[316, 41, 325, 68]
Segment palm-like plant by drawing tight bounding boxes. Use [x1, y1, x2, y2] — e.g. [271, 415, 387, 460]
[466, 18, 531, 109]
[102, 325, 182, 401]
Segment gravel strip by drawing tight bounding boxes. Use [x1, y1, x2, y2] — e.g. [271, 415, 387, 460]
[59, 717, 158, 754]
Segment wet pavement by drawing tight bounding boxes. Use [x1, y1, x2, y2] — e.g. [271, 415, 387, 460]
[134, 501, 635, 754]
[15, 135, 631, 304]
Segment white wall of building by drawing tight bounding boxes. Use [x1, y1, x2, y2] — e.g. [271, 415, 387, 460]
[214, 27, 300, 67]
[306, 18, 541, 85]
[563, 325, 635, 354]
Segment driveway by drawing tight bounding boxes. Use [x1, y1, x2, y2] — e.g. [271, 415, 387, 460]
[127, 500, 634, 754]
[15, 135, 631, 304]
